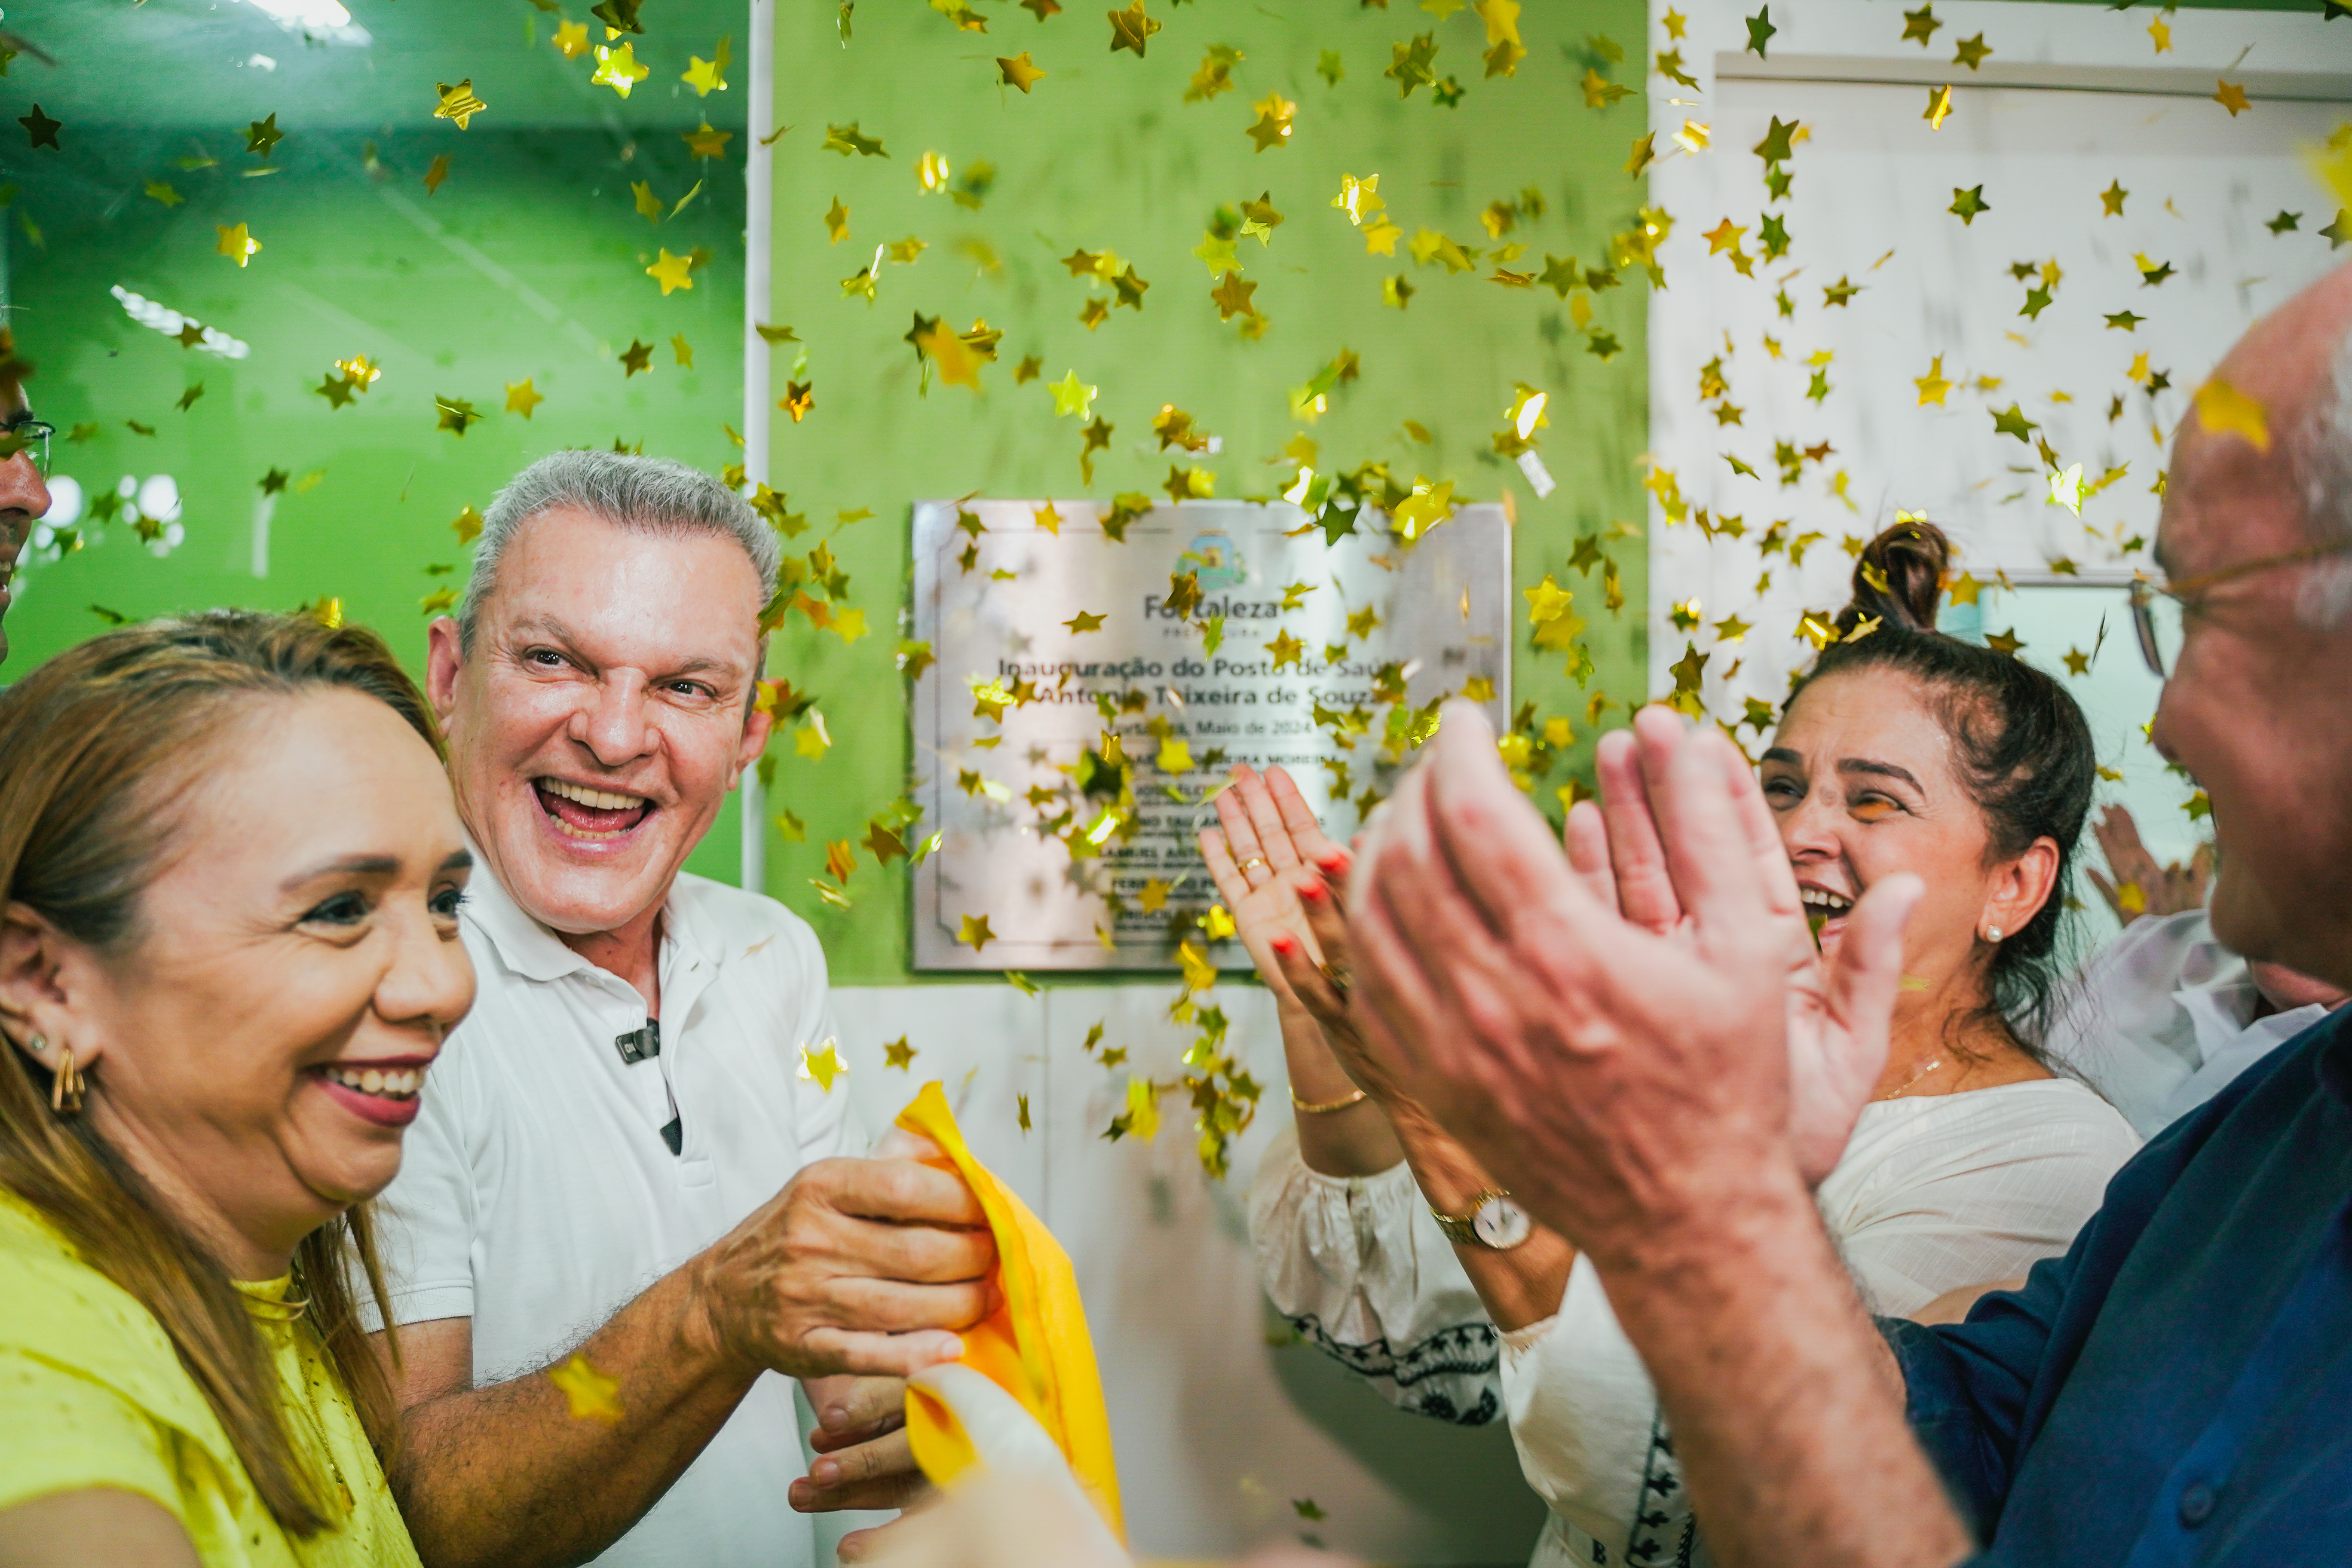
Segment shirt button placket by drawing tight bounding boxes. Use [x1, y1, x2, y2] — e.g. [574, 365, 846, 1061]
[2178, 1481, 2216, 1527]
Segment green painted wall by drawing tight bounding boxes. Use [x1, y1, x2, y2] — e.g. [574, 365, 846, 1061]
[757, 0, 1651, 983]
[2, 28, 751, 883]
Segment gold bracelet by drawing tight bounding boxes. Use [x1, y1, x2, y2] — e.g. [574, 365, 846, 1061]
[1291, 1086, 1368, 1115]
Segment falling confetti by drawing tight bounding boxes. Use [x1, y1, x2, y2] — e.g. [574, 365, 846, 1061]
[2192, 377, 2270, 452]
[434, 80, 488, 128]
[216, 222, 260, 267]
[550, 1354, 623, 1423]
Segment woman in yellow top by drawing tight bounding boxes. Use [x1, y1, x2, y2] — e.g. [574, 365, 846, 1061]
[0, 611, 475, 1567]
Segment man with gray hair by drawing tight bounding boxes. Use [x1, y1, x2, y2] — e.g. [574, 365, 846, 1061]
[368, 451, 994, 1568]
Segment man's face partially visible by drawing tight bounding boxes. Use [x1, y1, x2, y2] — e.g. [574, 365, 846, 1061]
[2150, 423, 2352, 985]
[0, 388, 54, 666]
[427, 509, 773, 939]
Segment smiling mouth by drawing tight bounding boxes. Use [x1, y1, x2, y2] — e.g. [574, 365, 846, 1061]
[535, 777, 653, 841]
[310, 1061, 428, 1128]
[324, 1064, 422, 1100]
[1800, 887, 1856, 917]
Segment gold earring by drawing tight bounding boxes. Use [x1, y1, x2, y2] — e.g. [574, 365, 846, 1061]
[49, 1043, 84, 1116]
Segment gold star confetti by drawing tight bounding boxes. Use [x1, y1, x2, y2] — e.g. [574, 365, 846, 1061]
[422, 154, 452, 194]
[684, 121, 732, 159]
[17, 105, 59, 151]
[216, 222, 259, 267]
[549, 1354, 623, 1424]
[452, 505, 484, 543]
[1953, 32, 1990, 69]
[1915, 355, 1953, 405]
[246, 112, 284, 158]
[592, 43, 650, 97]
[883, 1036, 917, 1070]
[1034, 501, 1062, 532]
[145, 180, 183, 206]
[647, 249, 694, 294]
[1392, 32, 1441, 95]
[799, 1039, 846, 1091]
[999, 52, 1046, 91]
[823, 197, 849, 243]
[682, 36, 731, 94]
[434, 79, 488, 129]
[960, 912, 996, 951]
[1210, 270, 1258, 320]
[1901, 4, 1941, 45]
[2149, 16, 2172, 53]
[618, 339, 653, 376]
[2193, 377, 2270, 451]
[1582, 68, 1633, 109]
[2101, 180, 2128, 216]
[1924, 84, 1952, 130]
[555, 19, 591, 57]
[823, 122, 887, 157]
[1186, 43, 1244, 100]
[1949, 185, 1990, 224]
[1049, 368, 1097, 418]
[435, 396, 480, 435]
[1107, 0, 1161, 56]
[671, 335, 693, 368]
[783, 380, 814, 421]
[1246, 93, 1296, 152]
[916, 318, 982, 390]
[2213, 79, 2250, 117]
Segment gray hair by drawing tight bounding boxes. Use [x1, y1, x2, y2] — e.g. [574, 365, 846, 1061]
[456, 450, 780, 652]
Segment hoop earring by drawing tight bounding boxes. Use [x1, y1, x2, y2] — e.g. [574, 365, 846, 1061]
[48, 1043, 85, 1117]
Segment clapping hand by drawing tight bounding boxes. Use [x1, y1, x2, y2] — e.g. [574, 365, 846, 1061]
[1340, 702, 1923, 1263]
[1198, 764, 1408, 1109]
[2085, 803, 2212, 924]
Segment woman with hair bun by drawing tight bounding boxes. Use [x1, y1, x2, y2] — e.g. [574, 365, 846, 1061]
[1212, 519, 2141, 1568]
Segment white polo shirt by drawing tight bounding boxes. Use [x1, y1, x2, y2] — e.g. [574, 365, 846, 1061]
[370, 854, 859, 1568]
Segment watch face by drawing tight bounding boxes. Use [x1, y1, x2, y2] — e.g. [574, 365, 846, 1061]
[1472, 1196, 1531, 1250]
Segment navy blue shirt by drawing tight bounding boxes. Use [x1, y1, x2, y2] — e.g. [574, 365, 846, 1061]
[1885, 1008, 2352, 1566]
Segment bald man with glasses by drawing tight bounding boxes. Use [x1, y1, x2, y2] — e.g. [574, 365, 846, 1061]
[0, 329, 55, 667]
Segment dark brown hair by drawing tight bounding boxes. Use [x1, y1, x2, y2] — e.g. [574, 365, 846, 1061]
[1794, 523, 2095, 1054]
[0, 610, 438, 1533]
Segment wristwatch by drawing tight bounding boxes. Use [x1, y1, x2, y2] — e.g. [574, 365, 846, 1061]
[1430, 1189, 1533, 1251]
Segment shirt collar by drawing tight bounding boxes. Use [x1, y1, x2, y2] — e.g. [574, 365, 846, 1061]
[2314, 1009, 2352, 1107]
[459, 838, 722, 986]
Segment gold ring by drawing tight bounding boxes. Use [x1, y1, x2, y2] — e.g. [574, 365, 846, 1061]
[1319, 960, 1352, 998]
[1238, 856, 1269, 875]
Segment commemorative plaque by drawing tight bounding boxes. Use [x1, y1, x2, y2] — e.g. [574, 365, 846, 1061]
[909, 498, 1511, 971]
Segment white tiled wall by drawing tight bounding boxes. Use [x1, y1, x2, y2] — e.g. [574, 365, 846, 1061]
[824, 982, 1546, 1566]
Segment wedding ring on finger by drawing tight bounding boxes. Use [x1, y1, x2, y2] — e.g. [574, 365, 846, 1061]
[1238, 855, 1269, 880]
[1318, 960, 1352, 1000]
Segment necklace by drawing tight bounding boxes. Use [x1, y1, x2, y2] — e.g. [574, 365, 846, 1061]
[1876, 1056, 1943, 1101]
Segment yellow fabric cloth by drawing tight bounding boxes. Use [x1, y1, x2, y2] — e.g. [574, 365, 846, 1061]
[0, 1186, 419, 1568]
[896, 1083, 1124, 1539]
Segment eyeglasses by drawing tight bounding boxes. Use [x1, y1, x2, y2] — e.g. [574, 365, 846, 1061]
[0, 414, 54, 476]
[2129, 543, 2352, 677]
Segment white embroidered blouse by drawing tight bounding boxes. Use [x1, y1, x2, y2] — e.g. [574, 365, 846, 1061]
[1249, 1079, 2142, 1567]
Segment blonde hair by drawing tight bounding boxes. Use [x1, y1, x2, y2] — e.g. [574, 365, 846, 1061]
[0, 610, 438, 1533]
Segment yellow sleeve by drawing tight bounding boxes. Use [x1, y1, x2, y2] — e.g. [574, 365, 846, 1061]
[0, 1348, 189, 1524]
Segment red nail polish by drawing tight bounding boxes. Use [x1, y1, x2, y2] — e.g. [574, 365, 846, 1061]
[1319, 850, 1351, 874]
[1270, 933, 1294, 955]
[1297, 878, 1327, 904]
